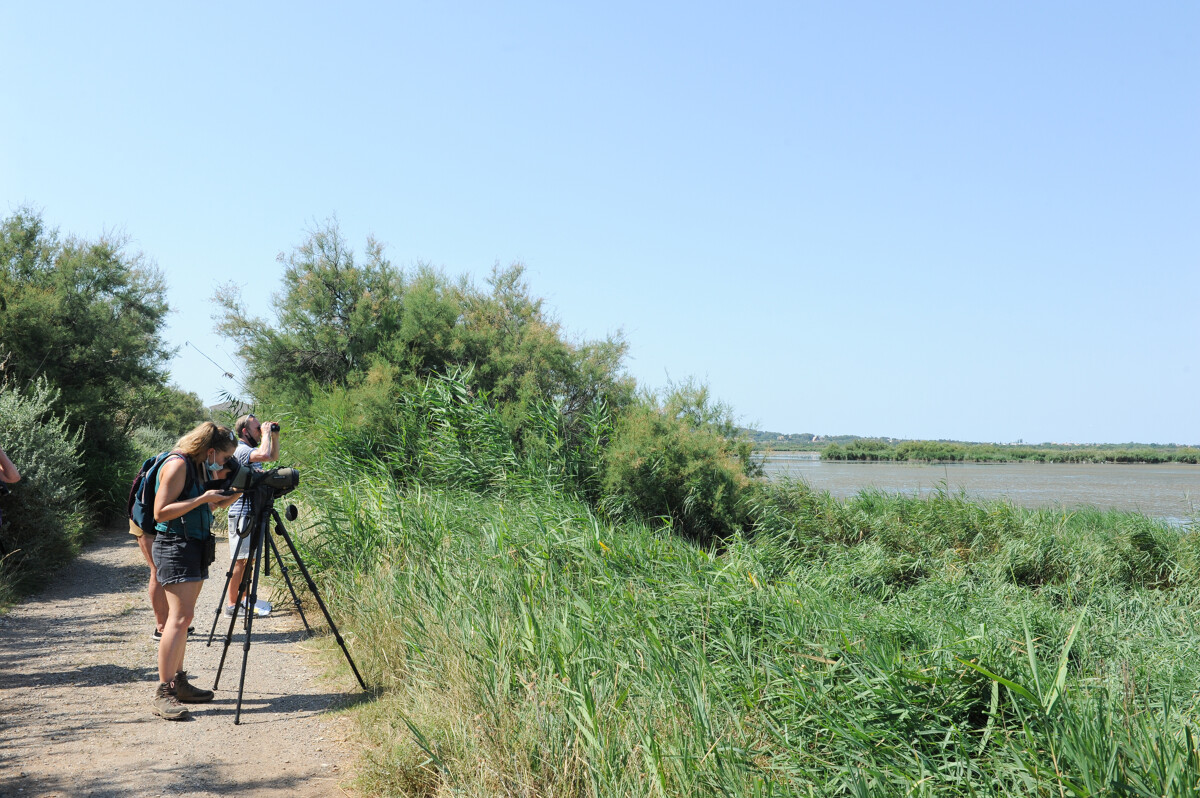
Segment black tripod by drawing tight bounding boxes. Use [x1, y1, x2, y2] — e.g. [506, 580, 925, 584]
[207, 483, 367, 724]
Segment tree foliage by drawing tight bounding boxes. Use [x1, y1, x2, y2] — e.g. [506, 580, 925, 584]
[215, 219, 633, 435]
[215, 226, 404, 391]
[0, 208, 189, 511]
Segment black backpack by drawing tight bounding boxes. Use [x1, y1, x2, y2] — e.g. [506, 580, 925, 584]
[127, 452, 197, 533]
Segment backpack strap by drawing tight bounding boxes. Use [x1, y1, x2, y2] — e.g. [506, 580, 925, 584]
[146, 453, 199, 525]
[163, 453, 199, 501]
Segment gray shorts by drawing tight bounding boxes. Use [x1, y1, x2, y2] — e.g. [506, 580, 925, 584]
[152, 532, 208, 585]
[228, 515, 254, 561]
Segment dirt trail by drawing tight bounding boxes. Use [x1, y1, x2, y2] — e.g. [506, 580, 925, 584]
[0, 524, 364, 797]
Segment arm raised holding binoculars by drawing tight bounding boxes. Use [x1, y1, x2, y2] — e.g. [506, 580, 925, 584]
[249, 421, 279, 464]
[225, 413, 282, 617]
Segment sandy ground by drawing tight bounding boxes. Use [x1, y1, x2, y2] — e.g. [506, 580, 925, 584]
[0, 524, 367, 797]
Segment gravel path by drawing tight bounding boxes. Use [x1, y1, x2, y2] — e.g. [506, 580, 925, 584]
[0, 524, 364, 797]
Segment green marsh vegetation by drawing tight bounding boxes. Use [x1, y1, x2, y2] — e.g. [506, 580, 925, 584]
[219, 221, 1200, 796]
[288, 384, 1200, 796]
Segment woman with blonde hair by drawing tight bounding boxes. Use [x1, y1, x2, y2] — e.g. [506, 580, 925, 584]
[150, 421, 241, 720]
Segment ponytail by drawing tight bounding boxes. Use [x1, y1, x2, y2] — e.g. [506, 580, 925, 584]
[174, 421, 237, 460]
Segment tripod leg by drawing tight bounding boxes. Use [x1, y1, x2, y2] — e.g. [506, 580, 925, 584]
[234, 515, 268, 725]
[265, 527, 311, 634]
[213, 537, 256, 689]
[271, 510, 368, 692]
[213, 505, 266, 690]
[208, 522, 250, 646]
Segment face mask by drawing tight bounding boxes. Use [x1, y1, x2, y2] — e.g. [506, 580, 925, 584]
[206, 453, 224, 475]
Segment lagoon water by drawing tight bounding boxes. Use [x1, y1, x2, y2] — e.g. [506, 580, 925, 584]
[759, 454, 1200, 524]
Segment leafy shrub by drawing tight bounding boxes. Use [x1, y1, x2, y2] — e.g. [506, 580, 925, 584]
[0, 379, 88, 600]
[128, 426, 177, 461]
[600, 381, 757, 541]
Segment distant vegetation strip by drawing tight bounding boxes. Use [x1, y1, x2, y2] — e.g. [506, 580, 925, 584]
[746, 431, 1200, 464]
[820, 439, 1200, 464]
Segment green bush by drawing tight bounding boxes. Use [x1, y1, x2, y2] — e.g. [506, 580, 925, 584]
[0, 379, 88, 601]
[128, 426, 177, 461]
[600, 382, 757, 541]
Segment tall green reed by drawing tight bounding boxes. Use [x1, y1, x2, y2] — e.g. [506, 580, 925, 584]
[296, 452, 1200, 795]
[280, 384, 1200, 796]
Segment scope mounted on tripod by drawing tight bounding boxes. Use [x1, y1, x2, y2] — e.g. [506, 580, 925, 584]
[208, 458, 299, 497]
[203, 455, 364, 724]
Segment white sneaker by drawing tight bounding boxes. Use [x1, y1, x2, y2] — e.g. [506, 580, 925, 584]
[240, 598, 272, 617]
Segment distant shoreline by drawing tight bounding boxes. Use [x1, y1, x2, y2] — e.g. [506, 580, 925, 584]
[752, 440, 1200, 465]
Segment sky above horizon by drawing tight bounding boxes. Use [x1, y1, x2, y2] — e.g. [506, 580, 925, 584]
[2, 3, 1197, 445]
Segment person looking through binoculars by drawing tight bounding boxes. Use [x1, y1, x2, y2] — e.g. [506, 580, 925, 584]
[151, 422, 241, 720]
[226, 414, 280, 618]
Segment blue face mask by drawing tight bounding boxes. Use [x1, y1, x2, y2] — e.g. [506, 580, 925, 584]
[206, 454, 224, 475]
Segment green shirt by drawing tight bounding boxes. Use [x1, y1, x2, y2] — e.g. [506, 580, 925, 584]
[153, 454, 212, 540]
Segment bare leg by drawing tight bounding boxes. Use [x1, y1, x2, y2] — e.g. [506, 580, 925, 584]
[136, 534, 168, 633]
[159, 581, 203, 682]
[227, 557, 248, 608]
[226, 518, 251, 608]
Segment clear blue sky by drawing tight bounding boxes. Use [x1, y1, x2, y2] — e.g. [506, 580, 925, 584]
[3, 2, 1196, 444]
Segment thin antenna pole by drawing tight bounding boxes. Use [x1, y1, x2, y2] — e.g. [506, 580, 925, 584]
[186, 340, 235, 379]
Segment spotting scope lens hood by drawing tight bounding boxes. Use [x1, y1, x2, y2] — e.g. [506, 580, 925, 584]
[262, 467, 300, 493]
[217, 461, 300, 496]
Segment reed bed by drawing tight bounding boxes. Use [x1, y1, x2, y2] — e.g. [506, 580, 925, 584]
[267, 377, 1200, 795]
[288, 464, 1200, 795]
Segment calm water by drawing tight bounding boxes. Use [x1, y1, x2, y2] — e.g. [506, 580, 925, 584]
[760, 454, 1200, 524]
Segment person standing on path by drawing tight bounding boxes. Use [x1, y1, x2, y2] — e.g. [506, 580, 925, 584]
[225, 414, 280, 617]
[151, 422, 241, 720]
[129, 516, 171, 640]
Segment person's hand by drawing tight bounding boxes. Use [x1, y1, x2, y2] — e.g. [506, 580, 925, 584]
[200, 489, 229, 504]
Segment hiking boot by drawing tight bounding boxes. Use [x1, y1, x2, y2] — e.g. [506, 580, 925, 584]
[151, 681, 189, 720]
[173, 670, 214, 703]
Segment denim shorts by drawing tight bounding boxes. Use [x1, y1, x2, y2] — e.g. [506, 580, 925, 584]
[152, 532, 209, 585]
